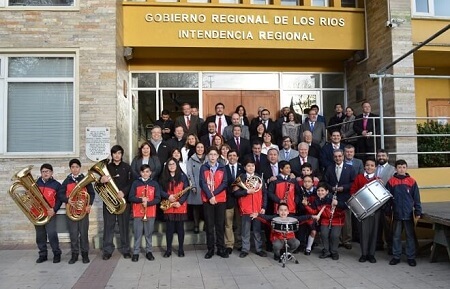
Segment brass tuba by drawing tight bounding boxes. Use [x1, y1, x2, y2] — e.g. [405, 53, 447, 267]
[231, 175, 263, 191]
[8, 166, 53, 226]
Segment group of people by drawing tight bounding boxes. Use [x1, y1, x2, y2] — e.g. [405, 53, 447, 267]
[31, 101, 422, 267]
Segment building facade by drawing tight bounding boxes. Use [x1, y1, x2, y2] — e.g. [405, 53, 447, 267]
[0, 0, 448, 244]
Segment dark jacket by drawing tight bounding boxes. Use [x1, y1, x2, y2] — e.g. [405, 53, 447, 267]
[106, 160, 133, 203]
[58, 174, 95, 206]
[386, 173, 422, 220]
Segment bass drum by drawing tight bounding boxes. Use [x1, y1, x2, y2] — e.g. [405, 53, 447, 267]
[346, 180, 392, 220]
[271, 217, 299, 233]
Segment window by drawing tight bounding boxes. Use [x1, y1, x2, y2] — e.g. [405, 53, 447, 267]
[312, 0, 329, 7]
[1, 56, 75, 154]
[251, 0, 269, 4]
[281, 0, 298, 6]
[7, 0, 74, 6]
[413, 0, 450, 17]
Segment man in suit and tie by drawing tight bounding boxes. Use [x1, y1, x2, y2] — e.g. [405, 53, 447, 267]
[226, 125, 251, 159]
[289, 142, 320, 179]
[200, 121, 216, 149]
[323, 149, 356, 250]
[201, 102, 231, 137]
[174, 103, 201, 136]
[243, 141, 268, 176]
[302, 130, 321, 159]
[224, 149, 245, 254]
[344, 144, 364, 175]
[278, 136, 299, 162]
[298, 109, 326, 147]
[353, 102, 380, 160]
[375, 149, 396, 253]
[223, 113, 250, 142]
[321, 131, 346, 170]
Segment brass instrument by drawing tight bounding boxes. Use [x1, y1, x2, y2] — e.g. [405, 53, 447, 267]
[8, 166, 53, 226]
[160, 186, 193, 211]
[231, 175, 263, 191]
[66, 159, 126, 221]
[142, 185, 148, 222]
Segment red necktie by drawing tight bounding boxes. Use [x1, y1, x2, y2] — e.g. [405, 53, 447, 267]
[186, 116, 190, 129]
[363, 115, 368, 130]
[217, 117, 222, 136]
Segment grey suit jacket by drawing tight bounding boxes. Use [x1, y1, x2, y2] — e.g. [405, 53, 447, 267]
[222, 125, 250, 142]
[298, 121, 327, 147]
[278, 149, 299, 162]
[345, 157, 364, 175]
[377, 164, 396, 184]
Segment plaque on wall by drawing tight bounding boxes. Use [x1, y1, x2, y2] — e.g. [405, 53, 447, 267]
[86, 127, 110, 161]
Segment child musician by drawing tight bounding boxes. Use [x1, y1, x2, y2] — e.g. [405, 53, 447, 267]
[234, 158, 267, 258]
[267, 161, 301, 216]
[253, 203, 317, 261]
[129, 164, 161, 262]
[296, 163, 320, 187]
[386, 159, 422, 267]
[160, 158, 190, 258]
[349, 158, 380, 263]
[303, 182, 346, 260]
[299, 175, 318, 255]
[35, 163, 62, 264]
[58, 159, 95, 264]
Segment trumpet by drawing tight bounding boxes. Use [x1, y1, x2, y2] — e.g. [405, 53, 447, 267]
[160, 186, 192, 211]
[8, 166, 53, 226]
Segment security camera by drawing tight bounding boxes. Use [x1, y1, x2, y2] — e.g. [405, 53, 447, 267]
[386, 21, 397, 28]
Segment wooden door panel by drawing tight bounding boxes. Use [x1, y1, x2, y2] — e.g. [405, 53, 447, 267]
[241, 91, 280, 121]
[202, 90, 241, 118]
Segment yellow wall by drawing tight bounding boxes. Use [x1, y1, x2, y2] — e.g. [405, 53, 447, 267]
[414, 78, 450, 117]
[408, 168, 450, 202]
[411, 19, 450, 50]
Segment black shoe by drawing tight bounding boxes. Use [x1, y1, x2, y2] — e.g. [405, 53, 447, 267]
[81, 252, 90, 264]
[274, 254, 280, 261]
[68, 253, 78, 264]
[367, 255, 377, 263]
[343, 244, 352, 250]
[163, 251, 172, 258]
[146, 252, 155, 261]
[236, 247, 242, 252]
[407, 259, 417, 267]
[132, 254, 139, 262]
[359, 255, 367, 262]
[304, 250, 311, 256]
[53, 254, 61, 264]
[178, 250, 185, 257]
[217, 250, 229, 258]
[256, 251, 267, 257]
[239, 252, 248, 258]
[389, 258, 400, 265]
[225, 248, 233, 255]
[319, 252, 331, 259]
[123, 253, 131, 259]
[193, 227, 199, 234]
[102, 253, 112, 260]
[331, 253, 339, 260]
[204, 250, 214, 259]
[36, 256, 47, 263]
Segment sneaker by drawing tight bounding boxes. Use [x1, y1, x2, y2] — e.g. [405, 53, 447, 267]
[389, 258, 400, 265]
[52, 254, 61, 264]
[36, 256, 47, 263]
[146, 252, 155, 261]
[407, 259, 417, 267]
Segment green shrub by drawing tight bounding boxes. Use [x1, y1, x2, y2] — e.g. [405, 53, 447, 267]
[417, 121, 450, 167]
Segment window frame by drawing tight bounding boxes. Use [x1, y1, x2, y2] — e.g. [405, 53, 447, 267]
[412, 0, 450, 17]
[1, 0, 78, 9]
[0, 52, 78, 157]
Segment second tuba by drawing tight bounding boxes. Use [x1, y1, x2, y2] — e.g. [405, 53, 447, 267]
[8, 166, 53, 226]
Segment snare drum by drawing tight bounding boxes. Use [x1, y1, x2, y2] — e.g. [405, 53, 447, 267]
[271, 217, 299, 233]
[346, 180, 392, 220]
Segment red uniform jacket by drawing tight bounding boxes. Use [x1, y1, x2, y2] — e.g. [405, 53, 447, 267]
[234, 174, 266, 215]
[199, 162, 228, 203]
[129, 178, 161, 218]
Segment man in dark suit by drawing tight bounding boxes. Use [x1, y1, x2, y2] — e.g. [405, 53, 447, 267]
[302, 130, 321, 159]
[323, 149, 356, 250]
[243, 141, 268, 176]
[320, 131, 346, 170]
[174, 103, 201, 137]
[200, 121, 217, 150]
[289, 142, 320, 178]
[298, 109, 326, 147]
[166, 125, 186, 151]
[226, 125, 251, 159]
[224, 149, 245, 254]
[328, 103, 346, 133]
[353, 102, 380, 160]
[201, 102, 231, 137]
[148, 125, 171, 165]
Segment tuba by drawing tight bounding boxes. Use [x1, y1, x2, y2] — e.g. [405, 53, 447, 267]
[66, 159, 127, 221]
[8, 166, 53, 226]
[232, 175, 263, 191]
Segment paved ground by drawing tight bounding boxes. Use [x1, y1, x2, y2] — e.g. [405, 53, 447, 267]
[0, 242, 449, 289]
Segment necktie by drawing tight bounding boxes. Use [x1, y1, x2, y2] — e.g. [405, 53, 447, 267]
[217, 117, 222, 136]
[377, 165, 383, 177]
[310, 122, 315, 132]
[186, 116, 190, 129]
[302, 157, 306, 164]
[210, 135, 214, 146]
[363, 115, 368, 130]
[231, 165, 236, 180]
[271, 165, 277, 177]
[285, 150, 289, 160]
[235, 137, 240, 151]
[264, 120, 268, 129]
[336, 166, 341, 182]
[255, 155, 260, 170]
